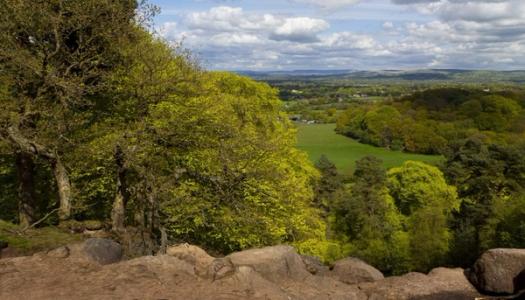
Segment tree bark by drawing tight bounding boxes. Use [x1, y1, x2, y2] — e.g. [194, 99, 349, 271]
[15, 152, 36, 227]
[52, 156, 72, 221]
[111, 145, 128, 232]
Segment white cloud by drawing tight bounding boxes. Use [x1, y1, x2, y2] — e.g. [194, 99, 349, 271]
[157, 2, 525, 70]
[290, 0, 361, 10]
[184, 6, 328, 43]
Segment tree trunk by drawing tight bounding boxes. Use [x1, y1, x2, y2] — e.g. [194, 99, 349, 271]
[112, 191, 125, 231]
[52, 156, 72, 221]
[111, 145, 128, 232]
[15, 152, 36, 227]
[6, 125, 72, 221]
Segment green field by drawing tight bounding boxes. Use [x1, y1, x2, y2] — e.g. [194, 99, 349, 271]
[296, 123, 443, 174]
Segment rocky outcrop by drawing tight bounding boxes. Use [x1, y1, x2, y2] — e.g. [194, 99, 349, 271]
[0, 241, 368, 300]
[166, 243, 215, 275]
[358, 267, 482, 300]
[468, 248, 525, 295]
[226, 245, 311, 283]
[301, 254, 329, 275]
[3, 241, 520, 300]
[328, 257, 384, 284]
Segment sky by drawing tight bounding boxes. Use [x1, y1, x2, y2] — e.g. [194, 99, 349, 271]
[150, 0, 525, 71]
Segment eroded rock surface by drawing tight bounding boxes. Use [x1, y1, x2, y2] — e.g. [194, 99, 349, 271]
[358, 267, 482, 300]
[1, 240, 515, 300]
[0, 242, 366, 300]
[329, 257, 384, 284]
[468, 248, 525, 295]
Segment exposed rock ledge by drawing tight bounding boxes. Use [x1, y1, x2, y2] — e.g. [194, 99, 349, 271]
[0, 238, 518, 300]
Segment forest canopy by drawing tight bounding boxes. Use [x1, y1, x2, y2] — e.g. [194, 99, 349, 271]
[0, 0, 323, 255]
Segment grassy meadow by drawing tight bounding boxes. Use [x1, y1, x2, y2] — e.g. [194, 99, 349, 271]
[296, 123, 443, 174]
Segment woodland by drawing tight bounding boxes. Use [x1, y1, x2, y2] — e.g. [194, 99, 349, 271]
[1, 0, 524, 276]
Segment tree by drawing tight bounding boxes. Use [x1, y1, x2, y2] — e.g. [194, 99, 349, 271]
[443, 138, 525, 265]
[0, 0, 138, 221]
[138, 72, 323, 252]
[387, 161, 460, 271]
[333, 156, 407, 274]
[313, 155, 342, 213]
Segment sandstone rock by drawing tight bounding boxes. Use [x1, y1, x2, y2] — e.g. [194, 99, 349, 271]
[227, 245, 311, 283]
[0, 246, 368, 300]
[166, 243, 215, 276]
[359, 268, 481, 300]
[329, 257, 383, 284]
[208, 265, 291, 300]
[47, 246, 70, 258]
[197, 257, 236, 280]
[468, 248, 525, 295]
[82, 238, 122, 265]
[301, 255, 329, 275]
[167, 243, 214, 265]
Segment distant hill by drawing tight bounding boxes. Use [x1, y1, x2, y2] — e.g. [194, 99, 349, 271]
[236, 69, 525, 83]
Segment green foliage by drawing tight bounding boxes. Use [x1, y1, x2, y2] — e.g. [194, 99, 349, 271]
[493, 195, 525, 248]
[142, 72, 323, 253]
[443, 138, 525, 265]
[336, 88, 525, 155]
[313, 155, 343, 212]
[329, 158, 461, 274]
[387, 161, 459, 271]
[331, 156, 409, 274]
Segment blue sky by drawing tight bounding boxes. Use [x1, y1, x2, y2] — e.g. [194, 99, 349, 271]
[150, 0, 525, 70]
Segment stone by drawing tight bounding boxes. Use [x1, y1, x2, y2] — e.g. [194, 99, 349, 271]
[329, 257, 383, 284]
[197, 257, 236, 281]
[359, 268, 481, 300]
[166, 243, 214, 266]
[301, 255, 329, 275]
[226, 245, 310, 283]
[47, 246, 70, 258]
[468, 248, 525, 295]
[166, 243, 215, 276]
[82, 238, 123, 265]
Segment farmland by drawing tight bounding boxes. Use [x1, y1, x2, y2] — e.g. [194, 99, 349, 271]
[296, 123, 443, 173]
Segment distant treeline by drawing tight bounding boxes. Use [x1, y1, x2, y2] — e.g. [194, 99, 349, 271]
[336, 88, 525, 154]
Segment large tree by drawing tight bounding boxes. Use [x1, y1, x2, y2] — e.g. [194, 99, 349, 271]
[387, 161, 460, 271]
[0, 0, 138, 222]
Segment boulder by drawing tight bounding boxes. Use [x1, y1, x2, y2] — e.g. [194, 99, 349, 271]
[301, 255, 329, 275]
[358, 268, 481, 300]
[328, 257, 384, 284]
[468, 248, 525, 295]
[47, 246, 70, 259]
[0, 244, 366, 300]
[81, 238, 122, 265]
[226, 245, 310, 283]
[166, 243, 215, 276]
[167, 243, 214, 266]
